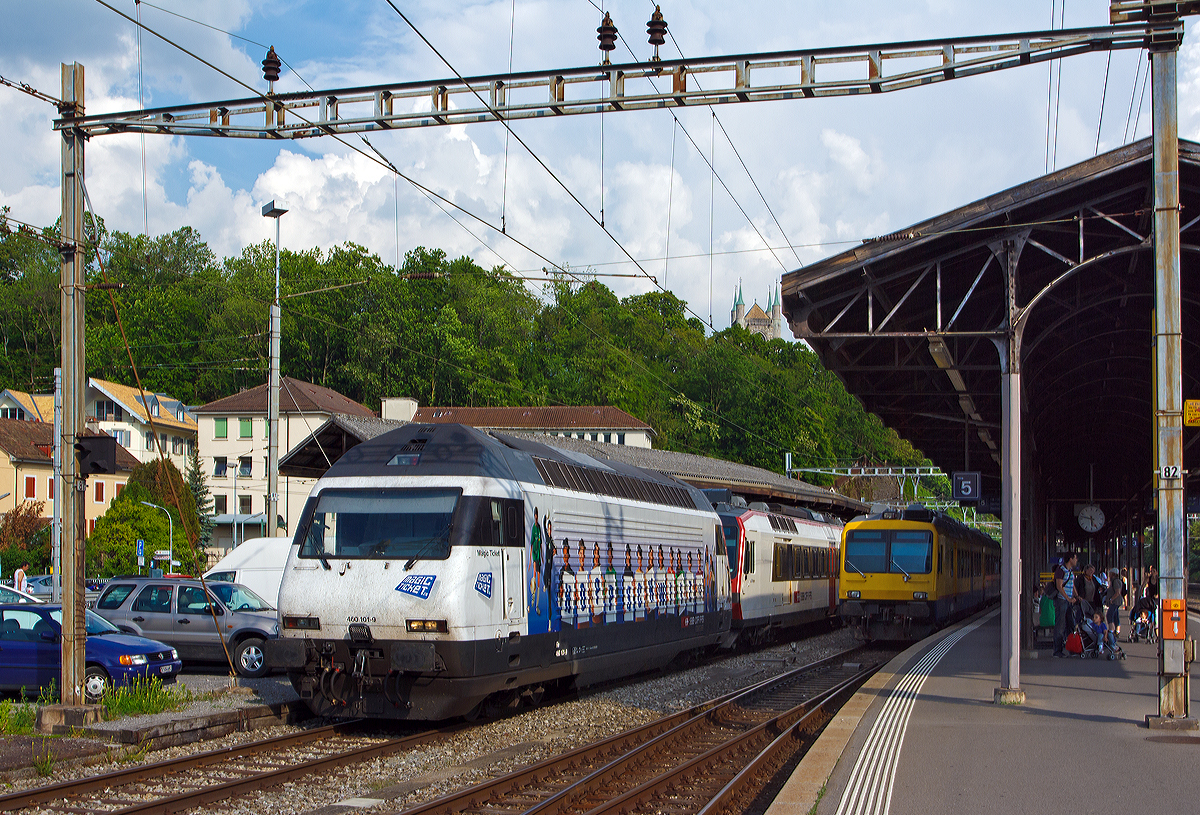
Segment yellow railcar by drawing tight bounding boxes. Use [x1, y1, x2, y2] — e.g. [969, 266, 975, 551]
[839, 504, 1000, 640]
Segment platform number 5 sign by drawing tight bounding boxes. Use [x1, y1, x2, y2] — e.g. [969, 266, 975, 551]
[952, 472, 980, 502]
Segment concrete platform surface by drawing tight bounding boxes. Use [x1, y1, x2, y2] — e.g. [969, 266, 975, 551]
[779, 609, 1200, 815]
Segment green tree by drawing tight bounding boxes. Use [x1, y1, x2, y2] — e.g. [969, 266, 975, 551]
[186, 448, 215, 552]
[86, 482, 186, 577]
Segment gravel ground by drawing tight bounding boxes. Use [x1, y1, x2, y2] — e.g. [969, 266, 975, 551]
[5, 625, 860, 815]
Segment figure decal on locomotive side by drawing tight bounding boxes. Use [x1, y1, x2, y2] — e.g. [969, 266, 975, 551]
[526, 507, 721, 636]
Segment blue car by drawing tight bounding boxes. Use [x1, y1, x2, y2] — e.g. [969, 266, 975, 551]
[0, 603, 182, 703]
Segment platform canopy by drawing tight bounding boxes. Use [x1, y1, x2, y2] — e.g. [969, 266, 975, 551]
[781, 138, 1199, 545]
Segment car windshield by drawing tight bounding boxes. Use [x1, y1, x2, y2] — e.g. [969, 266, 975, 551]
[50, 609, 122, 635]
[209, 583, 273, 611]
[299, 488, 460, 561]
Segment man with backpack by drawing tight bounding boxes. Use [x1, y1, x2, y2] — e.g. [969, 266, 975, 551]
[1052, 552, 1079, 658]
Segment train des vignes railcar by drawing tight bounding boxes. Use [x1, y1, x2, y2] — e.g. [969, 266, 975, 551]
[838, 503, 1000, 640]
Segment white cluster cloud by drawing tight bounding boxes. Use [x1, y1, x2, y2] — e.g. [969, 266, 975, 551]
[1, 1, 1192, 333]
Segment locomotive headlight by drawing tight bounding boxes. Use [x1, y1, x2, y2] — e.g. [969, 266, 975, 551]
[406, 619, 448, 633]
[847, 590, 861, 599]
[283, 616, 321, 630]
[913, 591, 928, 600]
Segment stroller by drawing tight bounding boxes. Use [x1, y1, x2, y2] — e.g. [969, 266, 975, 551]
[1129, 596, 1157, 643]
[1078, 602, 1126, 660]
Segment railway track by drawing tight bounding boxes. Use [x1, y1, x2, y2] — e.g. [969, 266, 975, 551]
[0, 720, 457, 815]
[0, 644, 880, 815]
[393, 646, 883, 815]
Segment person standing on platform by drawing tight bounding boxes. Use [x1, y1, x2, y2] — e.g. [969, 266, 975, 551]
[1075, 564, 1102, 616]
[1105, 568, 1124, 638]
[1053, 552, 1079, 658]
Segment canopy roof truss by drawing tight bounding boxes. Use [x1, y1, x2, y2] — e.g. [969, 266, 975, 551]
[782, 138, 1200, 523]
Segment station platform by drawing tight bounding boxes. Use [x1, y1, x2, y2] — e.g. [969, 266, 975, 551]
[769, 607, 1200, 815]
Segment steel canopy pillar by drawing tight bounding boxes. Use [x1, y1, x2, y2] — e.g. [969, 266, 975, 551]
[1148, 40, 1192, 728]
[995, 237, 1025, 705]
[59, 63, 87, 707]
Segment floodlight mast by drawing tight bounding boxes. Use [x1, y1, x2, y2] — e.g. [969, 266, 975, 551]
[52, 8, 1192, 718]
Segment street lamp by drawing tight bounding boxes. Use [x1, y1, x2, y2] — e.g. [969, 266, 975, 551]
[262, 200, 286, 541]
[140, 501, 173, 573]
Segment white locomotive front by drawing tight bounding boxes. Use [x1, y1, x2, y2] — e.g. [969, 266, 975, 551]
[267, 424, 732, 720]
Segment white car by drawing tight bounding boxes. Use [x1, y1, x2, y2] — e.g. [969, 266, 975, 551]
[0, 584, 43, 603]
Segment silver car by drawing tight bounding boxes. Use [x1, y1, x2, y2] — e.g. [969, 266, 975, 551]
[93, 577, 278, 677]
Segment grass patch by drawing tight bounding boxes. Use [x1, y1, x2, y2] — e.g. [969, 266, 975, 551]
[101, 677, 193, 720]
[31, 738, 55, 777]
[0, 697, 38, 736]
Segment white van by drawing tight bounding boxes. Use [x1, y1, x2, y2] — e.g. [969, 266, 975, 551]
[204, 536, 292, 605]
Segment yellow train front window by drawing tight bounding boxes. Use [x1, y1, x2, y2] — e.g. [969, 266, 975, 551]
[845, 530, 887, 573]
[891, 531, 933, 574]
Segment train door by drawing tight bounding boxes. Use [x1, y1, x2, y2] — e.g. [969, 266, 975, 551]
[492, 499, 525, 627]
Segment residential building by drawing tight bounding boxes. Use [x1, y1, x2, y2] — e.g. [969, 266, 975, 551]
[192, 377, 375, 562]
[0, 380, 198, 472]
[0, 388, 53, 422]
[85, 379, 198, 471]
[0, 418, 139, 536]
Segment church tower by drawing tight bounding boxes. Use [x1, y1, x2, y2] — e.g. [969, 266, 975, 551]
[771, 283, 783, 340]
[731, 283, 745, 328]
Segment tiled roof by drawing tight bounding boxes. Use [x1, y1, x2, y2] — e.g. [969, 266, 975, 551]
[193, 377, 375, 418]
[0, 418, 139, 471]
[90, 378, 197, 433]
[744, 303, 769, 321]
[411, 405, 652, 431]
[0, 389, 52, 422]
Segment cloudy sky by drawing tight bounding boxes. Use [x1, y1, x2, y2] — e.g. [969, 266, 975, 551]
[4, 1, 1200, 331]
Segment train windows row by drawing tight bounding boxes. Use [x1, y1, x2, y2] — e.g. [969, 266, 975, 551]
[533, 456, 694, 509]
[772, 543, 833, 582]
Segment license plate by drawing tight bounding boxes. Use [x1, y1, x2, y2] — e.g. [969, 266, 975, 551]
[160, 665, 173, 674]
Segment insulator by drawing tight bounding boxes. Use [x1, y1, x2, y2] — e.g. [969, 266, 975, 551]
[262, 46, 282, 84]
[647, 6, 668, 48]
[597, 12, 618, 54]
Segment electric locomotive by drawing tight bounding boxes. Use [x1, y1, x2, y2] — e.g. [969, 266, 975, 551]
[838, 503, 1000, 640]
[267, 424, 731, 720]
[714, 496, 840, 645]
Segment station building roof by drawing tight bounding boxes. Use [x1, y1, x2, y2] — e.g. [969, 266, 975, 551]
[781, 137, 1200, 538]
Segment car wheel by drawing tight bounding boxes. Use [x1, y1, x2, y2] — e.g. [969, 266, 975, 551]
[84, 665, 110, 704]
[235, 638, 268, 678]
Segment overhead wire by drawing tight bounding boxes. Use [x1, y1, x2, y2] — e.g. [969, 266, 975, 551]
[1051, 0, 1064, 171]
[136, 0, 148, 237]
[383, 2, 826, 460]
[654, 1, 803, 269]
[1131, 61, 1150, 139]
[501, 0, 516, 233]
[88, 1, 893, 469]
[664, 117, 677, 286]
[1123, 49, 1144, 142]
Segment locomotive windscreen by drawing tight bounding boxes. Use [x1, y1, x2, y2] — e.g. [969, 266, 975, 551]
[845, 528, 933, 574]
[299, 488, 461, 561]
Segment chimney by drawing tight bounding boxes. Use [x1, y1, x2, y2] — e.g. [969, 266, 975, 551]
[381, 397, 418, 422]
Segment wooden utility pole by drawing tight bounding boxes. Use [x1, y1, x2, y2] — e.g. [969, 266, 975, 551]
[59, 62, 87, 706]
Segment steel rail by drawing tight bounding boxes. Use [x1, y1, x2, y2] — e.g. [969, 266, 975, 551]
[590, 668, 871, 815]
[395, 646, 872, 815]
[0, 719, 465, 815]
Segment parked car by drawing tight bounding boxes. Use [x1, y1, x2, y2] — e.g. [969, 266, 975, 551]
[93, 577, 278, 678]
[20, 575, 108, 607]
[23, 575, 53, 599]
[0, 603, 181, 703]
[204, 536, 291, 605]
[0, 585, 43, 604]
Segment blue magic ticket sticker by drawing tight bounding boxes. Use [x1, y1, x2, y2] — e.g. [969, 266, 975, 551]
[475, 572, 493, 598]
[395, 574, 437, 599]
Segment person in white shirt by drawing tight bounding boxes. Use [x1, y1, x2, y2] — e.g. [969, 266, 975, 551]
[14, 562, 30, 594]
